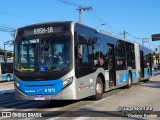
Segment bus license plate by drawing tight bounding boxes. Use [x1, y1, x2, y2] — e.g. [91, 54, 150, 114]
[34, 96, 45, 100]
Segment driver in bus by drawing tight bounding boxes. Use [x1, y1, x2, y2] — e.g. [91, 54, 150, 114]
[98, 56, 104, 66]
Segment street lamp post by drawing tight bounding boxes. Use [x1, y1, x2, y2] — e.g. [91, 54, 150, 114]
[95, 23, 107, 31]
[4, 40, 13, 63]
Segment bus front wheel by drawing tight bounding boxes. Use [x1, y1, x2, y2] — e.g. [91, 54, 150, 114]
[92, 77, 103, 100]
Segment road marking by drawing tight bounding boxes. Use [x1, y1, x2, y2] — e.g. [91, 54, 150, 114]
[106, 96, 111, 99]
[22, 107, 61, 112]
[150, 75, 160, 80]
[45, 117, 60, 120]
[46, 115, 89, 120]
[74, 116, 90, 120]
[117, 91, 125, 94]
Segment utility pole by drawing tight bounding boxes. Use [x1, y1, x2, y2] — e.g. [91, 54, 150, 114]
[120, 30, 128, 39]
[77, 6, 92, 23]
[124, 30, 126, 39]
[77, 6, 82, 23]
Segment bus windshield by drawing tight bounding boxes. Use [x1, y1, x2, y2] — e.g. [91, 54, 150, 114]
[14, 34, 72, 73]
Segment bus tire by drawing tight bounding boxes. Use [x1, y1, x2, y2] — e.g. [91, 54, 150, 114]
[7, 75, 11, 82]
[126, 73, 132, 89]
[92, 77, 103, 100]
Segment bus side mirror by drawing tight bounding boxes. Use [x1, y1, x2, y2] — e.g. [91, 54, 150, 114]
[4, 50, 7, 62]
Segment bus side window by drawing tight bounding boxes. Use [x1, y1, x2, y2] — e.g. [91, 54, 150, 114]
[93, 38, 103, 66]
[78, 43, 89, 63]
[1, 63, 6, 74]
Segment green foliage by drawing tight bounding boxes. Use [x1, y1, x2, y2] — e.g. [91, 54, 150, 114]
[0, 48, 3, 55]
[153, 51, 159, 64]
[0, 48, 13, 57]
[153, 51, 159, 59]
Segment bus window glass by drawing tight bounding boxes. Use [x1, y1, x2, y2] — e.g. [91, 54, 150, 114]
[82, 44, 88, 62]
[116, 41, 126, 70]
[14, 35, 72, 72]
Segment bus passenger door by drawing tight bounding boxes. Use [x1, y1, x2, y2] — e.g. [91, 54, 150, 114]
[140, 51, 144, 77]
[107, 44, 116, 87]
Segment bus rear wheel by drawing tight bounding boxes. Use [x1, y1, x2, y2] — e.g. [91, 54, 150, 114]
[92, 77, 103, 100]
[7, 75, 11, 82]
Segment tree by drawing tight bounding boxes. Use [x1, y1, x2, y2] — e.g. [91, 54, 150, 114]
[0, 48, 4, 55]
[153, 51, 159, 64]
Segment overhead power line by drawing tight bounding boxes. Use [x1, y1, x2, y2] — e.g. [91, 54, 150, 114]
[0, 22, 17, 28]
[0, 25, 16, 32]
[58, 0, 84, 7]
[59, 0, 147, 41]
[58, 0, 92, 23]
[87, 10, 122, 36]
[0, 23, 17, 32]
[0, 11, 42, 22]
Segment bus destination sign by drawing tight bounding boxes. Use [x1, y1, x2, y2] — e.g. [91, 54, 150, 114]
[34, 27, 54, 34]
[24, 27, 54, 36]
[23, 26, 66, 36]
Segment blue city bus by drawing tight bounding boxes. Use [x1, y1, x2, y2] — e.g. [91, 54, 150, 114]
[14, 21, 154, 100]
[0, 60, 14, 82]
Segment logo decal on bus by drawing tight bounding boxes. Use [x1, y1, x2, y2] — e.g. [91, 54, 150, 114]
[40, 65, 46, 72]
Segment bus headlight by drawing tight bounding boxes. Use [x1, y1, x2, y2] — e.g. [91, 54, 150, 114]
[62, 77, 73, 88]
[15, 81, 19, 87]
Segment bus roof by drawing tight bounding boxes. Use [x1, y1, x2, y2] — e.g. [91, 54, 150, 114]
[17, 21, 149, 47]
[18, 21, 74, 30]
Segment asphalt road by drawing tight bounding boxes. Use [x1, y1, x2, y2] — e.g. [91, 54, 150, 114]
[0, 74, 160, 120]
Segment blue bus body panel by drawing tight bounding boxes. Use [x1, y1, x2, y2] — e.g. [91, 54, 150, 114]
[120, 73, 128, 83]
[1, 74, 14, 81]
[18, 79, 63, 95]
[132, 72, 136, 80]
[11, 74, 14, 79]
[144, 68, 148, 77]
[152, 69, 154, 76]
[2, 75, 7, 81]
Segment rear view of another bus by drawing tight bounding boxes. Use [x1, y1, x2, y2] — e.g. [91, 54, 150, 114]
[0, 61, 14, 82]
